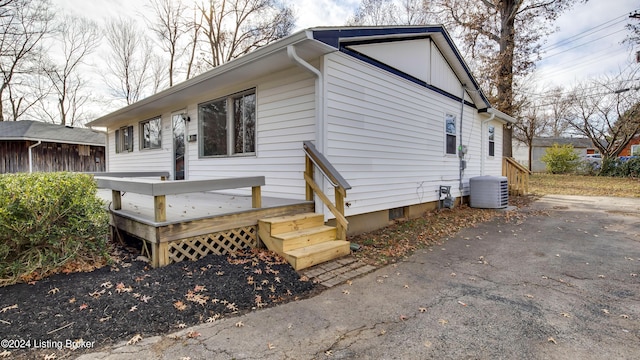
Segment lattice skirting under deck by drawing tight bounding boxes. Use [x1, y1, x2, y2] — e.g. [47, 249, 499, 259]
[166, 226, 258, 264]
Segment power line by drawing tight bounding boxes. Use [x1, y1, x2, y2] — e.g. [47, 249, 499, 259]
[539, 13, 628, 53]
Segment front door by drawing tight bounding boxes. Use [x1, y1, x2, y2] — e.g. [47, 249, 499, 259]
[172, 113, 186, 180]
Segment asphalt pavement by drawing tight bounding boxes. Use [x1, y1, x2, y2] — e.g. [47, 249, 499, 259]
[78, 195, 640, 360]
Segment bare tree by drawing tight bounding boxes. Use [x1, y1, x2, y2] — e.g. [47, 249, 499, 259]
[568, 71, 640, 159]
[545, 86, 573, 137]
[433, 0, 584, 156]
[185, 6, 203, 80]
[348, 0, 434, 25]
[196, 0, 295, 70]
[37, 16, 100, 125]
[147, 0, 188, 87]
[103, 18, 162, 105]
[0, 0, 53, 121]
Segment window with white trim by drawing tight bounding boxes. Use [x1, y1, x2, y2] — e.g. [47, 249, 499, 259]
[140, 117, 162, 150]
[488, 125, 495, 157]
[115, 125, 133, 153]
[631, 144, 640, 156]
[445, 113, 457, 155]
[199, 89, 256, 157]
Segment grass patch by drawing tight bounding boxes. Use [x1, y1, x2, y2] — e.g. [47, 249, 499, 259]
[530, 173, 640, 197]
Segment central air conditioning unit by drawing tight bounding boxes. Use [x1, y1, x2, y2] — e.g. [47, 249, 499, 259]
[469, 176, 508, 209]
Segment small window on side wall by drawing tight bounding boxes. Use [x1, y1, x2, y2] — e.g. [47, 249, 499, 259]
[488, 125, 495, 157]
[115, 125, 134, 153]
[445, 113, 457, 155]
[140, 117, 162, 150]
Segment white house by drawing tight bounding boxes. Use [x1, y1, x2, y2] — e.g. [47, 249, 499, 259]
[88, 26, 514, 236]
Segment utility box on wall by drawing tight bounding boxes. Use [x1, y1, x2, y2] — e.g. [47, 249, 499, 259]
[469, 176, 508, 209]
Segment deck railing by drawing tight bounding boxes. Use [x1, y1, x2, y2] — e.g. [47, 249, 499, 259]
[303, 141, 351, 240]
[95, 176, 265, 223]
[502, 157, 530, 196]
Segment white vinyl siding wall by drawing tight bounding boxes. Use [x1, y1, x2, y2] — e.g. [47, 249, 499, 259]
[323, 51, 502, 217]
[106, 117, 171, 174]
[186, 67, 316, 199]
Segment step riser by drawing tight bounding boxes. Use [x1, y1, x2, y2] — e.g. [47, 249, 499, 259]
[265, 215, 325, 236]
[276, 228, 336, 252]
[286, 242, 351, 270]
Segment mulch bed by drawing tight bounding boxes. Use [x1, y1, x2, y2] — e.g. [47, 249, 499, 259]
[0, 248, 316, 359]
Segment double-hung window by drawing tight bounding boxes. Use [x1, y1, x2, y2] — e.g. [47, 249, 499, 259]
[488, 125, 495, 157]
[140, 117, 162, 150]
[445, 114, 457, 155]
[632, 144, 640, 156]
[115, 125, 134, 153]
[199, 89, 256, 157]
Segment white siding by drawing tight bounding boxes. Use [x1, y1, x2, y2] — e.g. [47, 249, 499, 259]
[324, 52, 503, 217]
[106, 115, 172, 175]
[185, 66, 316, 199]
[431, 42, 465, 99]
[348, 39, 431, 84]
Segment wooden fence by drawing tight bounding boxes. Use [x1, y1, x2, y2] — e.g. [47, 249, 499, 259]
[0, 140, 105, 173]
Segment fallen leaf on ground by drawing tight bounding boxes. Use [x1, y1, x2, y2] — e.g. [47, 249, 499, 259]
[0, 350, 11, 358]
[267, 342, 275, 350]
[127, 334, 142, 345]
[620, 314, 629, 319]
[561, 313, 570, 318]
[186, 331, 200, 338]
[342, 290, 350, 295]
[458, 301, 467, 306]
[419, 307, 427, 313]
[548, 337, 557, 344]
[174, 301, 187, 311]
[43, 353, 56, 360]
[400, 314, 408, 321]
[235, 321, 244, 327]
[0, 304, 17, 313]
[48, 287, 59, 295]
[601, 309, 610, 315]
[438, 319, 448, 325]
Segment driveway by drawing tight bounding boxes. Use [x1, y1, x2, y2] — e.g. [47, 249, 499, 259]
[81, 195, 640, 360]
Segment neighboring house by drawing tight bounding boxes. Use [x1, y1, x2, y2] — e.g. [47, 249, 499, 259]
[529, 137, 598, 172]
[0, 120, 106, 173]
[618, 134, 640, 156]
[87, 26, 514, 235]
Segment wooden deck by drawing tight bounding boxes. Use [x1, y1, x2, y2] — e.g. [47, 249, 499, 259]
[96, 186, 313, 267]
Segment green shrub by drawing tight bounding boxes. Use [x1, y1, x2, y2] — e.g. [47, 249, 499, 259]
[541, 144, 580, 174]
[0, 172, 110, 286]
[599, 157, 640, 178]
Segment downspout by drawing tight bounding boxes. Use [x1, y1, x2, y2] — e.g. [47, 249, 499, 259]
[459, 85, 465, 204]
[287, 45, 325, 212]
[28, 141, 42, 173]
[286, 45, 323, 150]
[481, 112, 496, 175]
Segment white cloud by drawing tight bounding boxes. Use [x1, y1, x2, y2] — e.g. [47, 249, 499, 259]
[289, 0, 359, 30]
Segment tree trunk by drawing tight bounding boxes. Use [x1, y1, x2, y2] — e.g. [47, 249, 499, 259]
[498, 0, 517, 158]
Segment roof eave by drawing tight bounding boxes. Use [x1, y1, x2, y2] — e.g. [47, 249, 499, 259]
[479, 107, 516, 124]
[87, 30, 320, 128]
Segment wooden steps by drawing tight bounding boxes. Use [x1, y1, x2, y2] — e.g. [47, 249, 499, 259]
[258, 213, 350, 270]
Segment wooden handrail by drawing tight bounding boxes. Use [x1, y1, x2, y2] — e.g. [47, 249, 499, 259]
[303, 141, 351, 191]
[502, 157, 530, 196]
[303, 141, 350, 240]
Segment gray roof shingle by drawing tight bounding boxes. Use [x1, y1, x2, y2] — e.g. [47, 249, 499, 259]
[0, 120, 105, 146]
